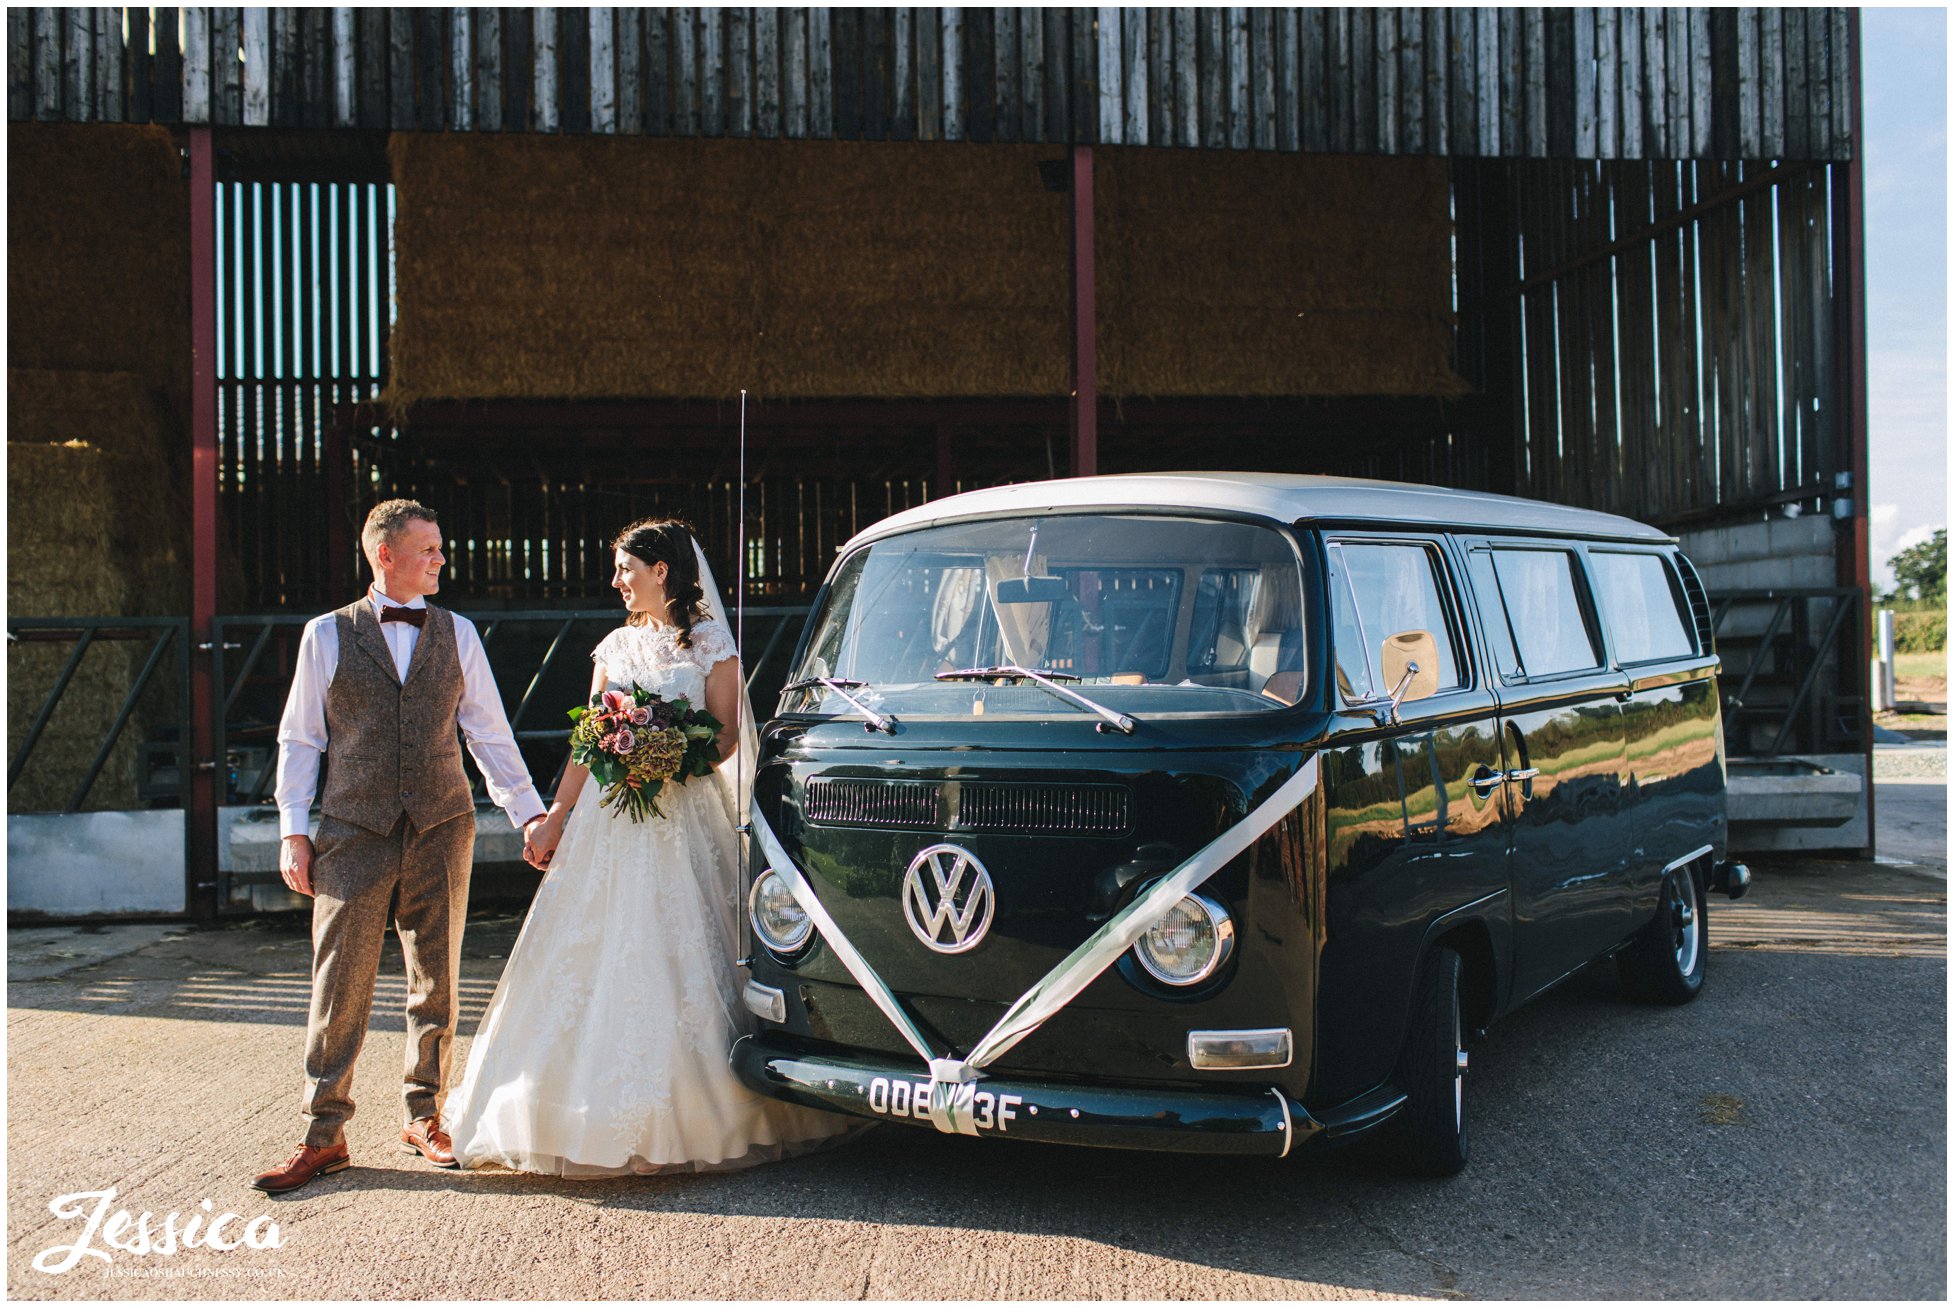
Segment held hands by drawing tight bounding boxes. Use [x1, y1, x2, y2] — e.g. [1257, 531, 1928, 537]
[522, 813, 563, 871]
[279, 835, 315, 897]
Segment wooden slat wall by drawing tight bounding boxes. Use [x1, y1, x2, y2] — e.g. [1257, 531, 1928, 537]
[377, 472, 943, 605]
[358, 415, 952, 602]
[10, 8, 1857, 161]
[1462, 157, 1840, 523]
[216, 177, 392, 610]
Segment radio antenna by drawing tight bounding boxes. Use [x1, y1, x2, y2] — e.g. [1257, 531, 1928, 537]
[737, 388, 747, 729]
[735, 389, 753, 970]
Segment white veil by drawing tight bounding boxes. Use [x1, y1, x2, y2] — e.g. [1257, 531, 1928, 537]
[691, 538, 760, 835]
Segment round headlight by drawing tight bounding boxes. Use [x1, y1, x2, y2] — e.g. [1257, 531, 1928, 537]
[1134, 893, 1235, 986]
[749, 870, 813, 954]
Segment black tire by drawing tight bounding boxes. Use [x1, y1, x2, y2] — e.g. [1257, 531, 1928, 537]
[1384, 945, 1469, 1177]
[1616, 863, 1708, 1005]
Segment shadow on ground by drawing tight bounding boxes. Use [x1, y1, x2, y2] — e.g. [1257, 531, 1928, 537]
[8, 857, 1946, 1298]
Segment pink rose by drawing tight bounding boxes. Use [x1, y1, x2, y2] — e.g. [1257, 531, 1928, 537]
[614, 728, 636, 753]
[628, 706, 651, 725]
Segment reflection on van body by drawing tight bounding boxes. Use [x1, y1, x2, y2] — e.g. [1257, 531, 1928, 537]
[734, 475, 1745, 1175]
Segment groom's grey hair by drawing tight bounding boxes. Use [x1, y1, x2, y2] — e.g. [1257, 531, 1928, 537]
[362, 498, 439, 561]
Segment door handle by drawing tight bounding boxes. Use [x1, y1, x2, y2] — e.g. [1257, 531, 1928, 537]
[1472, 765, 1537, 797]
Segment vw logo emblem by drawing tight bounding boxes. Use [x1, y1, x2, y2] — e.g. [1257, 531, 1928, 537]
[902, 843, 995, 954]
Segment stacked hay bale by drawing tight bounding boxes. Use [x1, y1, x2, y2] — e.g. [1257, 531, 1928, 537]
[7, 434, 177, 812]
[8, 124, 191, 432]
[8, 125, 191, 812]
[389, 134, 1071, 401]
[388, 134, 1460, 403]
[1097, 149, 1465, 397]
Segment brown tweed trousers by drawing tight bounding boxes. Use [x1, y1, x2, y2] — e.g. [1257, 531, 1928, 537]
[300, 599, 478, 1149]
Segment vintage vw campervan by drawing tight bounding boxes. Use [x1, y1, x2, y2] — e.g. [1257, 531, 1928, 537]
[733, 473, 1748, 1173]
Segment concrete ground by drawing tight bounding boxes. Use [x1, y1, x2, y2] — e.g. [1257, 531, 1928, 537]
[7, 755, 1945, 1300]
[1873, 744, 1947, 877]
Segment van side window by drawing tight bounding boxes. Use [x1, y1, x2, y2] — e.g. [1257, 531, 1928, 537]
[1589, 551, 1697, 663]
[1329, 541, 1465, 696]
[1327, 546, 1376, 699]
[1465, 550, 1523, 681]
[1487, 548, 1602, 677]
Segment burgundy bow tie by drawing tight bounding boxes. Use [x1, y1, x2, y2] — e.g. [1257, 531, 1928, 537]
[380, 605, 426, 628]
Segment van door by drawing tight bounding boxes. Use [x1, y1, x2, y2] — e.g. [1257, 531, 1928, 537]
[1585, 547, 1726, 912]
[1312, 536, 1510, 1106]
[1463, 543, 1633, 1001]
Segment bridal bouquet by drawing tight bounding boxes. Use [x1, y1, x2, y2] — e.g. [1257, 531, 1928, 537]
[567, 687, 723, 821]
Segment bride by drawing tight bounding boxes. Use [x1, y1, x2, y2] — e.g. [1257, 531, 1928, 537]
[443, 518, 853, 1175]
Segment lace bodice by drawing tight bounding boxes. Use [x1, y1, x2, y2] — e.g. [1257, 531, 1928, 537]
[591, 619, 736, 706]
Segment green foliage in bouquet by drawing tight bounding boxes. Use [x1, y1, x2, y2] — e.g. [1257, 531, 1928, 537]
[568, 685, 724, 821]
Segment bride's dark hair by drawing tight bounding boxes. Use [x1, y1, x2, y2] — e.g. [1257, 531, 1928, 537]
[613, 518, 710, 647]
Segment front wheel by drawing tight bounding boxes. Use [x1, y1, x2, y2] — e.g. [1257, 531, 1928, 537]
[1616, 864, 1708, 1005]
[1384, 945, 1469, 1177]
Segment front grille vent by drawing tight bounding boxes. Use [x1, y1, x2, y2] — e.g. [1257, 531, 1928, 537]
[804, 778, 1130, 837]
[956, 783, 1130, 834]
[803, 779, 944, 828]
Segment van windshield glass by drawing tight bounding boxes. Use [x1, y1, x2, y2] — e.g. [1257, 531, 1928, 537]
[785, 514, 1309, 717]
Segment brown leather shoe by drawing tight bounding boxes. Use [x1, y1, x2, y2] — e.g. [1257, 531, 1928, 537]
[401, 1116, 458, 1168]
[251, 1141, 351, 1194]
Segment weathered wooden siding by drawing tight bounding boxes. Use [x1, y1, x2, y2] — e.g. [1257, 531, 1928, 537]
[9, 7, 1856, 161]
[1455, 156, 1842, 525]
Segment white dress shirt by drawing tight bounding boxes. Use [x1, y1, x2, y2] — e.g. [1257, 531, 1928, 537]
[273, 586, 545, 839]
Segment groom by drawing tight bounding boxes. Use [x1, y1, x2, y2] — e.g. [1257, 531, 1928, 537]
[253, 499, 549, 1194]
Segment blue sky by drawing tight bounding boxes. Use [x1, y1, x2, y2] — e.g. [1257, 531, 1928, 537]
[1862, 7, 1948, 588]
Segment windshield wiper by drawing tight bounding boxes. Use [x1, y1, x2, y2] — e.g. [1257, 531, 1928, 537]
[780, 676, 899, 735]
[934, 666, 1138, 735]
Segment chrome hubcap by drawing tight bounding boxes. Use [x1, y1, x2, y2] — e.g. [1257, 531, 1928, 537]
[1670, 873, 1701, 975]
[1451, 1002, 1466, 1130]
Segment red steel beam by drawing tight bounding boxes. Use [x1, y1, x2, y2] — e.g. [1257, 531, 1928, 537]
[1069, 144, 1097, 477]
[188, 127, 220, 920]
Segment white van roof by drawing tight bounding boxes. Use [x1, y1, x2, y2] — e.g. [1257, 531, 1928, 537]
[844, 472, 1673, 552]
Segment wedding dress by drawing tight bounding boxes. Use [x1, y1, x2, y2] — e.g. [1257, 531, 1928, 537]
[445, 614, 854, 1175]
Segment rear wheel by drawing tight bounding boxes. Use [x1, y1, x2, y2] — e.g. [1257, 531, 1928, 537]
[1384, 945, 1469, 1177]
[1617, 864, 1707, 1004]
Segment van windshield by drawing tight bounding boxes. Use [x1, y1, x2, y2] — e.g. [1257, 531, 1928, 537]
[783, 514, 1308, 719]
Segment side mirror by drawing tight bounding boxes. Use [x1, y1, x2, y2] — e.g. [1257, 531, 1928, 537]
[1380, 630, 1440, 704]
[995, 576, 1068, 604]
[1345, 629, 1440, 727]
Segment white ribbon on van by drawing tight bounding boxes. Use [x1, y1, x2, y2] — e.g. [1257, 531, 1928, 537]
[746, 755, 1320, 1136]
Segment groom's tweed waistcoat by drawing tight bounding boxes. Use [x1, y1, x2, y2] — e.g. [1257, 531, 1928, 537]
[320, 598, 474, 835]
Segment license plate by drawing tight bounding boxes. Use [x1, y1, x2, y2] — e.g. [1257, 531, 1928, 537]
[863, 1074, 1027, 1133]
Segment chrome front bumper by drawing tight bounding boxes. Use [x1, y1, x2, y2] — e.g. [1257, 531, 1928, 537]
[732, 1033, 1315, 1157]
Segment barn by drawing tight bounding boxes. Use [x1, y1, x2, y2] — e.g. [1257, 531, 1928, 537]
[7, 7, 1870, 918]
